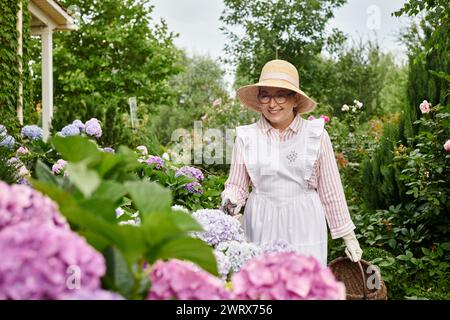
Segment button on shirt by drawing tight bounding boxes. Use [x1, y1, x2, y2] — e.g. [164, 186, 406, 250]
[222, 113, 356, 239]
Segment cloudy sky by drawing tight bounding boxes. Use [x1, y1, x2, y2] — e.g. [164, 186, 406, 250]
[151, 0, 411, 89]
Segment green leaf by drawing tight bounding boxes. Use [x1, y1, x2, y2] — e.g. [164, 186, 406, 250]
[102, 246, 135, 299]
[147, 236, 218, 276]
[91, 180, 127, 202]
[440, 242, 450, 251]
[51, 135, 102, 163]
[125, 180, 171, 216]
[35, 160, 59, 185]
[66, 162, 101, 198]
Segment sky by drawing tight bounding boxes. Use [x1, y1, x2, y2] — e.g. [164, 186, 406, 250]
[150, 0, 412, 90]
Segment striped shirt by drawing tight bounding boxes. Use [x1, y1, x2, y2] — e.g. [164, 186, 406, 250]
[222, 113, 356, 239]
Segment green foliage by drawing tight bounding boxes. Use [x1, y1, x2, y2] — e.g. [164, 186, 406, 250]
[30, 0, 183, 147]
[32, 135, 218, 299]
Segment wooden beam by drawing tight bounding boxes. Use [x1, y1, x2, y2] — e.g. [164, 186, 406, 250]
[41, 28, 53, 142]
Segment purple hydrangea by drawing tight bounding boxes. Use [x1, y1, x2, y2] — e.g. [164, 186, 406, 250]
[231, 252, 346, 300]
[175, 166, 204, 181]
[102, 147, 115, 153]
[145, 155, 164, 170]
[0, 181, 68, 231]
[52, 159, 67, 175]
[60, 124, 81, 137]
[21, 125, 43, 140]
[148, 259, 231, 300]
[191, 209, 245, 247]
[0, 135, 15, 149]
[85, 118, 102, 138]
[216, 240, 262, 273]
[260, 240, 297, 254]
[72, 120, 85, 132]
[184, 181, 203, 194]
[0, 221, 106, 300]
[60, 289, 124, 300]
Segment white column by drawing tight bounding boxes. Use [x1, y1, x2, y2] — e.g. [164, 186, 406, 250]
[41, 28, 53, 141]
[17, 1, 23, 125]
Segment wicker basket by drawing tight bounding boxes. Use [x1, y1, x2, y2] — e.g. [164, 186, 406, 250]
[328, 256, 388, 300]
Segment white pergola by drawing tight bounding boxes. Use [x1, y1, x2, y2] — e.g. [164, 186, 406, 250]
[17, 0, 77, 140]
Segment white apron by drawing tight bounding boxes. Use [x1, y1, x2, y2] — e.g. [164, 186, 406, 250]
[236, 117, 328, 266]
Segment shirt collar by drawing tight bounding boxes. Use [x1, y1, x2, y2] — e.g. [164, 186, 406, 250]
[257, 113, 303, 134]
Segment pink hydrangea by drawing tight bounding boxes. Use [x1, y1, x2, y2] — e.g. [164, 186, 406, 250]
[0, 221, 106, 299]
[0, 181, 68, 231]
[148, 259, 231, 300]
[16, 146, 30, 156]
[419, 100, 431, 114]
[231, 252, 346, 300]
[52, 159, 67, 175]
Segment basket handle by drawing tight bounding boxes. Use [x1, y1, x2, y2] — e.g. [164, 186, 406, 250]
[341, 255, 367, 300]
[356, 260, 368, 300]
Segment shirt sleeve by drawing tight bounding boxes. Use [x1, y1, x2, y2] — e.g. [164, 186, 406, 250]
[221, 135, 251, 208]
[316, 129, 356, 239]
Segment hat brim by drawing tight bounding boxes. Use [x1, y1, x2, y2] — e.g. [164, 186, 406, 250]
[236, 79, 317, 114]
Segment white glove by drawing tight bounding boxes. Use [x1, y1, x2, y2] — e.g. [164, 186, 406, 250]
[342, 231, 363, 262]
[221, 193, 241, 216]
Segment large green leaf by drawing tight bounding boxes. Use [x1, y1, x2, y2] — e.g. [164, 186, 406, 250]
[142, 211, 202, 245]
[51, 135, 102, 163]
[32, 180, 147, 264]
[147, 237, 218, 276]
[125, 180, 172, 216]
[66, 162, 101, 198]
[91, 180, 127, 202]
[102, 246, 135, 299]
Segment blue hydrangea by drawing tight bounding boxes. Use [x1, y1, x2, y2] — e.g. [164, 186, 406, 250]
[72, 120, 85, 132]
[260, 239, 297, 254]
[216, 240, 262, 273]
[21, 125, 43, 140]
[85, 118, 102, 138]
[0, 124, 6, 137]
[60, 124, 81, 137]
[0, 135, 15, 149]
[191, 209, 245, 247]
[175, 166, 204, 181]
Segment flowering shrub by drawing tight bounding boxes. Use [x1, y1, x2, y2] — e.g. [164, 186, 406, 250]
[52, 159, 68, 175]
[231, 252, 346, 300]
[0, 221, 106, 299]
[85, 118, 102, 138]
[145, 155, 164, 170]
[175, 166, 204, 181]
[0, 181, 68, 231]
[191, 209, 245, 246]
[148, 259, 231, 300]
[216, 240, 262, 273]
[21, 125, 43, 141]
[260, 239, 297, 254]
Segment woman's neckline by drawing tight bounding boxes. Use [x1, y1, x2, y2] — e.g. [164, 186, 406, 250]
[257, 116, 306, 145]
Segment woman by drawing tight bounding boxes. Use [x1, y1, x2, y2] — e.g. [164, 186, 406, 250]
[221, 59, 362, 266]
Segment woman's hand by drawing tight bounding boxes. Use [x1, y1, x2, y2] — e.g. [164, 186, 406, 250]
[342, 231, 363, 262]
[220, 194, 239, 216]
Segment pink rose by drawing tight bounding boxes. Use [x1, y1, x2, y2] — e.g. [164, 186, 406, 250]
[320, 115, 330, 123]
[444, 140, 450, 152]
[419, 100, 431, 114]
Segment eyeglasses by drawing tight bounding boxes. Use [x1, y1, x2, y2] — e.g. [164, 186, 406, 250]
[257, 92, 295, 105]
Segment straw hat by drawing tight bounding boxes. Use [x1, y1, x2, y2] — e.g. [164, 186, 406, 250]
[236, 59, 317, 114]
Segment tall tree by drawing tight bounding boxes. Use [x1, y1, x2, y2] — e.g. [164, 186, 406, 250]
[220, 0, 347, 95]
[31, 0, 183, 145]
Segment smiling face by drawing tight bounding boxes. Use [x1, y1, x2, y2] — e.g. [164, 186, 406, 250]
[258, 86, 297, 129]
